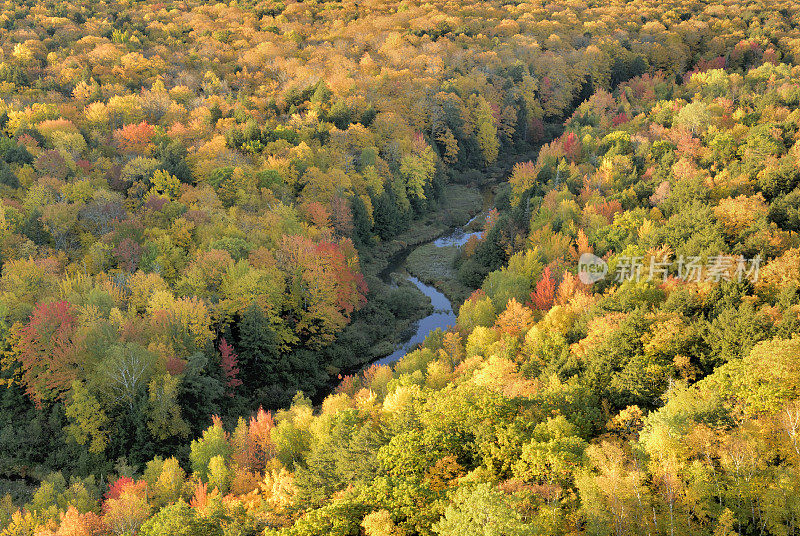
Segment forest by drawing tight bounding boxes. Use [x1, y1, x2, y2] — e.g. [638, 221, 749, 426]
[0, 0, 799, 534]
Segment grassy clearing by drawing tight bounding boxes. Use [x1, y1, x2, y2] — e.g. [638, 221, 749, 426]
[399, 184, 484, 306]
[406, 243, 458, 282]
[405, 243, 473, 306]
[438, 183, 484, 227]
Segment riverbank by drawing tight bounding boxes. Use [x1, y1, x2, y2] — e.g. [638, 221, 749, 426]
[310, 185, 484, 403]
[371, 276, 456, 367]
[359, 184, 494, 365]
[403, 188, 495, 306]
[404, 243, 471, 306]
[358, 183, 484, 280]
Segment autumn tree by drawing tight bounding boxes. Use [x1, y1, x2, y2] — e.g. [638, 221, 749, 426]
[471, 95, 500, 166]
[114, 121, 155, 155]
[219, 337, 242, 394]
[190, 416, 232, 481]
[15, 300, 83, 406]
[102, 480, 151, 536]
[433, 483, 533, 536]
[529, 266, 556, 311]
[64, 381, 109, 454]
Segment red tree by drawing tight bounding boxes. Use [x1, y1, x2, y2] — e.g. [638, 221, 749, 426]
[105, 476, 135, 501]
[245, 407, 276, 472]
[612, 112, 629, 126]
[529, 266, 556, 311]
[219, 337, 242, 393]
[16, 301, 82, 406]
[562, 132, 581, 162]
[329, 196, 353, 236]
[113, 121, 155, 154]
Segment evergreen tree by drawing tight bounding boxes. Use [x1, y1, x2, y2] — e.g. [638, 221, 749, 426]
[236, 302, 281, 401]
[351, 195, 372, 246]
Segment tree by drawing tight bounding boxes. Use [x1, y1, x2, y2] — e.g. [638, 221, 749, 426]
[562, 132, 582, 162]
[329, 195, 354, 237]
[495, 298, 534, 336]
[96, 343, 157, 411]
[218, 337, 242, 394]
[102, 480, 151, 536]
[49, 507, 108, 536]
[113, 238, 143, 272]
[40, 202, 80, 251]
[713, 194, 768, 240]
[156, 140, 193, 184]
[147, 374, 190, 440]
[457, 291, 496, 333]
[435, 127, 459, 164]
[64, 381, 109, 454]
[236, 302, 282, 398]
[180, 250, 234, 296]
[755, 247, 800, 302]
[114, 121, 155, 155]
[35, 150, 70, 180]
[363, 509, 403, 536]
[471, 96, 499, 166]
[139, 501, 222, 536]
[232, 407, 276, 473]
[529, 266, 556, 311]
[143, 456, 187, 508]
[577, 441, 652, 536]
[373, 188, 404, 240]
[15, 300, 83, 406]
[433, 483, 533, 536]
[400, 139, 436, 200]
[106, 477, 135, 501]
[513, 416, 586, 487]
[190, 416, 232, 481]
[272, 395, 313, 469]
[719, 336, 800, 415]
[278, 236, 367, 347]
[207, 455, 231, 494]
[149, 169, 181, 199]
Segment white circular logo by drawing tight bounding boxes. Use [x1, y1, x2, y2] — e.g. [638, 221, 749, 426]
[578, 253, 608, 284]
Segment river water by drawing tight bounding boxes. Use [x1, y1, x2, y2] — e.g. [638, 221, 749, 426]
[372, 276, 456, 366]
[372, 212, 487, 367]
[431, 213, 484, 247]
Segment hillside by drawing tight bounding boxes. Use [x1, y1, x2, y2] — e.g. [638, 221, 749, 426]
[0, 0, 800, 534]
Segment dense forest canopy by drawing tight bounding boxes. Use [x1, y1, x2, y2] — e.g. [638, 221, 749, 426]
[0, 0, 799, 534]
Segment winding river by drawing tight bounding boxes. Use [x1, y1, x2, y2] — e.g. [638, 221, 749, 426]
[372, 275, 456, 366]
[372, 213, 487, 367]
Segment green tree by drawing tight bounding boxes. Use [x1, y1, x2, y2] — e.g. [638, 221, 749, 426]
[433, 483, 533, 536]
[139, 501, 223, 536]
[189, 417, 232, 481]
[147, 374, 190, 441]
[64, 381, 109, 454]
[236, 302, 282, 399]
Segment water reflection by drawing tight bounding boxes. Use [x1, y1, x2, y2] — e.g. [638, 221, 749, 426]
[432, 229, 482, 248]
[375, 211, 489, 366]
[432, 212, 487, 247]
[373, 276, 456, 366]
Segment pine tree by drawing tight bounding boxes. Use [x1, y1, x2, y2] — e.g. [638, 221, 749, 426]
[373, 189, 402, 240]
[351, 195, 372, 245]
[237, 302, 281, 399]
